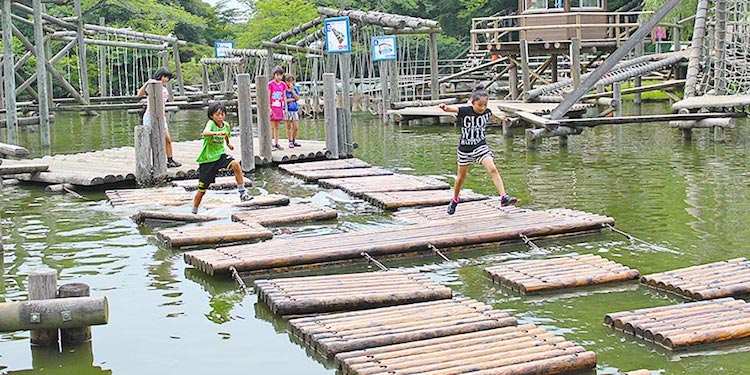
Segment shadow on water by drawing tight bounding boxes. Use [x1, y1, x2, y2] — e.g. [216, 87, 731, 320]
[4, 342, 110, 375]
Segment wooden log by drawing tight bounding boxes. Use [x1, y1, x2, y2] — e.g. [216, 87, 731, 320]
[0, 142, 30, 157]
[669, 118, 735, 129]
[146, 82, 167, 178]
[28, 269, 58, 346]
[58, 283, 92, 345]
[237, 74, 255, 173]
[0, 296, 108, 331]
[625, 371, 653, 375]
[662, 322, 750, 349]
[131, 211, 221, 225]
[255, 75, 272, 164]
[45, 183, 73, 194]
[134, 125, 152, 186]
[0, 163, 48, 175]
[324, 73, 339, 159]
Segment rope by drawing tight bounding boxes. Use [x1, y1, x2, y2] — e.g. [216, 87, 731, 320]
[361, 252, 389, 271]
[519, 233, 541, 251]
[229, 266, 250, 294]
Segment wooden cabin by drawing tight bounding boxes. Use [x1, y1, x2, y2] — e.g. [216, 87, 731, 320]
[519, 0, 608, 41]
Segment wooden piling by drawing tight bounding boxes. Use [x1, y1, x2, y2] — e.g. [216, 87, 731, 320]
[509, 63, 519, 100]
[28, 269, 58, 346]
[520, 39, 531, 95]
[255, 75, 273, 164]
[97, 17, 107, 98]
[58, 283, 92, 346]
[2, 0, 18, 143]
[73, 0, 90, 103]
[570, 38, 581, 90]
[146, 82, 167, 179]
[634, 39, 644, 105]
[33, 0, 51, 147]
[134, 125, 152, 186]
[613, 82, 622, 117]
[237, 74, 255, 173]
[379, 60, 388, 124]
[324, 73, 339, 159]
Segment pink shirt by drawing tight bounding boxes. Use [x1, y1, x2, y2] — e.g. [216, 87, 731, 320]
[268, 80, 287, 110]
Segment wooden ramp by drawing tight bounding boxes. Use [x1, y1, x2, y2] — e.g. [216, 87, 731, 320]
[364, 190, 487, 210]
[288, 298, 517, 357]
[183, 207, 614, 275]
[172, 176, 252, 190]
[484, 254, 640, 294]
[318, 174, 450, 197]
[394, 199, 530, 223]
[286, 167, 393, 183]
[605, 297, 750, 350]
[640, 258, 750, 300]
[254, 271, 452, 315]
[157, 221, 272, 248]
[231, 203, 337, 226]
[106, 187, 193, 207]
[335, 324, 597, 375]
[278, 158, 371, 173]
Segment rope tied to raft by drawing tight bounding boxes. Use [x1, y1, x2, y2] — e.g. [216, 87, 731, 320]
[602, 224, 683, 255]
[427, 243, 452, 263]
[229, 266, 249, 294]
[360, 252, 389, 271]
[519, 233, 541, 251]
[63, 186, 89, 200]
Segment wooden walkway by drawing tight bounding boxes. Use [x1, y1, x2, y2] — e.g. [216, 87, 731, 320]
[171, 176, 252, 190]
[363, 190, 487, 210]
[318, 174, 450, 197]
[288, 298, 517, 357]
[254, 271, 452, 315]
[278, 158, 371, 173]
[106, 188, 289, 208]
[605, 297, 750, 350]
[231, 203, 337, 226]
[484, 254, 640, 294]
[388, 100, 593, 124]
[158, 221, 273, 248]
[183, 206, 614, 275]
[641, 258, 750, 300]
[394, 199, 529, 223]
[6, 137, 328, 186]
[335, 323, 597, 375]
[285, 167, 393, 183]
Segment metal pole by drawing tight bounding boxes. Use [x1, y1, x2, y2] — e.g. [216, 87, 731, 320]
[549, 0, 682, 120]
[237, 73, 255, 173]
[33, 0, 50, 147]
[73, 0, 89, 103]
[2, 0, 18, 143]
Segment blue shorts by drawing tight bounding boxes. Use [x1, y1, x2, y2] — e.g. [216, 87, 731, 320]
[143, 115, 169, 131]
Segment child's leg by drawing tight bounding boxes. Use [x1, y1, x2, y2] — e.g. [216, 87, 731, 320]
[453, 165, 469, 199]
[229, 160, 244, 185]
[164, 132, 173, 158]
[192, 190, 206, 213]
[480, 156, 507, 196]
[271, 121, 280, 145]
[286, 120, 292, 141]
[292, 119, 299, 140]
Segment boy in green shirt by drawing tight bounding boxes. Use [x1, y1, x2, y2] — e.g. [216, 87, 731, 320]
[192, 102, 251, 214]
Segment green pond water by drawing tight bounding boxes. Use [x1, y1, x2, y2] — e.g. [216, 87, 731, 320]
[1, 104, 750, 374]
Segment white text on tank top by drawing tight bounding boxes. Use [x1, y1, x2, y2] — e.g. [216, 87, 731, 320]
[459, 106, 490, 151]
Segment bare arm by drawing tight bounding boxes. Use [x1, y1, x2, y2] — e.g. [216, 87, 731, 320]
[137, 79, 159, 97]
[439, 103, 459, 113]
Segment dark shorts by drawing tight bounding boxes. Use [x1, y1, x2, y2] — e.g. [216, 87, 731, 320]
[197, 154, 234, 191]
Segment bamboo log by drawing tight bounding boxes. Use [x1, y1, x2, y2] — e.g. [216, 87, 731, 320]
[604, 298, 736, 326]
[652, 315, 750, 344]
[0, 142, 30, 157]
[271, 290, 452, 315]
[0, 296, 108, 331]
[663, 322, 750, 349]
[0, 164, 48, 175]
[610, 301, 743, 331]
[131, 211, 221, 224]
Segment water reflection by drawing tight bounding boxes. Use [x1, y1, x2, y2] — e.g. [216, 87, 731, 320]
[7, 342, 110, 375]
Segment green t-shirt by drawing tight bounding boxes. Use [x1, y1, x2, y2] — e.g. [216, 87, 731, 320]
[196, 120, 231, 164]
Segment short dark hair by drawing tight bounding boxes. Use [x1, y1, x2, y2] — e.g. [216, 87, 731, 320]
[153, 67, 173, 80]
[272, 65, 284, 76]
[471, 84, 489, 102]
[207, 102, 226, 119]
[284, 75, 295, 82]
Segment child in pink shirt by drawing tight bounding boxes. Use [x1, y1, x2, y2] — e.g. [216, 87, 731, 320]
[268, 66, 287, 150]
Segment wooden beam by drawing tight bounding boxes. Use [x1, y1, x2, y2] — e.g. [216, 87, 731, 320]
[33, 0, 51, 146]
[0, 142, 30, 157]
[74, 0, 90, 102]
[3, 0, 19, 143]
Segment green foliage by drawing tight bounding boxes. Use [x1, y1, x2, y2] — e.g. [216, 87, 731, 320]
[233, 0, 319, 48]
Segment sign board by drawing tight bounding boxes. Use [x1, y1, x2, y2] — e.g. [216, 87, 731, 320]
[324, 17, 351, 54]
[371, 36, 397, 61]
[214, 41, 234, 58]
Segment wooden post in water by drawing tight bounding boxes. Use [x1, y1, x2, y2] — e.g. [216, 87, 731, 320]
[520, 39, 531, 95]
[33, 0, 50, 147]
[172, 42, 184, 95]
[201, 63, 209, 106]
[570, 38, 581, 90]
[509, 63, 519, 100]
[2, 0, 18, 143]
[379, 60, 389, 124]
[29, 269, 58, 346]
[160, 50, 174, 101]
[58, 283, 92, 346]
[336, 108, 346, 158]
[388, 58, 399, 114]
[323, 73, 339, 159]
[550, 54, 558, 83]
[237, 74, 255, 173]
[429, 33, 439, 101]
[146, 82, 167, 178]
[634, 38, 643, 105]
[134, 125, 152, 186]
[73, 0, 90, 104]
[339, 54, 353, 157]
[255, 75, 273, 164]
[98, 17, 107, 98]
[613, 82, 622, 117]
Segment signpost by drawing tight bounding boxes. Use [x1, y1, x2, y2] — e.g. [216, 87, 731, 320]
[371, 36, 397, 61]
[324, 17, 351, 54]
[214, 40, 234, 58]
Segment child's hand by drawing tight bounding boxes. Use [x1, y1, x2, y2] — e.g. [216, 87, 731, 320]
[439, 103, 447, 111]
[227, 144, 234, 150]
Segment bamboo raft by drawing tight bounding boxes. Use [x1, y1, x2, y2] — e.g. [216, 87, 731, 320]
[483, 254, 640, 294]
[278, 158, 371, 173]
[231, 203, 337, 226]
[254, 271, 452, 315]
[183, 207, 614, 275]
[157, 221, 273, 248]
[288, 298, 517, 357]
[393, 199, 530, 223]
[604, 297, 750, 350]
[334, 323, 597, 375]
[318, 174, 450, 197]
[172, 176, 253, 190]
[363, 190, 487, 210]
[286, 167, 394, 183]
[132, 211, 222, 224]
[640, 258, 750, 300]
[106, 187, 194, 207]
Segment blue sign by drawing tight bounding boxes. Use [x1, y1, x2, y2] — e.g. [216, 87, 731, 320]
[214, 40, 234, 58]
[324, 17, 351, 54]
[372, 36, 397, 61]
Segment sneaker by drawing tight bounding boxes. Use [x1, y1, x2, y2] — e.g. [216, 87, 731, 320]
[288, 140, 295, 149]
[239, 191, 253, 202]
[293, 140, 301, 147]
[447, 198, 459, 215]
[500, 194, 518, 207]
[167, 158, 182, 168]
[272, 143, 284, 151]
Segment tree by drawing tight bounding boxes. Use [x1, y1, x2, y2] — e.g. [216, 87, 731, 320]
[233, 0, 319, 48]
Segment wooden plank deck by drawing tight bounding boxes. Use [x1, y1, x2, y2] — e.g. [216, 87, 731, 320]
[285, 167, 393, 183]
[364, 189, 487, 210]
[484, 254, 640, 294]
[604, 297, 750, 350]
[640, 258, 750, 300]
[157, 221, 273, 248]
[318, 174, 450, 197]
[672, 95, 750, 111]
[183, 207, 614, 275]
[254, 271, 452, 315]
[231, 203, 337, 226]
[335, 323, 597, 375]
[8, 137, 328, 186]
[278, 158, 371, 173]
[393, 199, 529, 223]
[288, 298, 517, 357]
[106, 187, 194, 207]
[387, 100, 593, 123]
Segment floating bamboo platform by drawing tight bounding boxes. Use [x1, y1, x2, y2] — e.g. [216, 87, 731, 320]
[278, 158, 371, 173]
[254, 271, 452, 315]
[231, 203, 337, 226]
[364, 190, 487, 210]
[288, 298, 517, 357]
[286, 167, 394, 183]
[335, 323, 597, 375]
[604, 297, 750, 350]
[106, 187, 193, 207]
[171, 176, 252, 190]
[393, 199, 530, 223]
[318, 174, 450, 197]
[157, 221, 273, 248]
[640, 258, 750, 300]
[484, 254, 640, 294]
[183, 207, 613, 275]
[6, 137, 328, 186]
[672, 95, 750, 111]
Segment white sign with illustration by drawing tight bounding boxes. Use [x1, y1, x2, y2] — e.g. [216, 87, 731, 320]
[371, 36, 397, 61]
[214, 40, 234, 58]
[324, 17, 351, 54]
